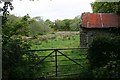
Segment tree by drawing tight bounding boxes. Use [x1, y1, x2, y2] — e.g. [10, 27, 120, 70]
[70, 15, 81, 31]
[45, 19, 54, 28]
[29, 17, 52, 36]
[54, 19, 72, 31]
[53, 18, 81, 31]
[54, 19, 63, 31]
[91, 1, 120, 13]
[62, 19, 71, 31]
[2, 14, 34, 79]
[0, 1, 14, 16]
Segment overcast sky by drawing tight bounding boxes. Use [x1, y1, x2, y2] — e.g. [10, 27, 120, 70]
[10, 0, 95, 21]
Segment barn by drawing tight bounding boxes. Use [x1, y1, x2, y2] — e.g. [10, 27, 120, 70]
[80, 13, 120, 48]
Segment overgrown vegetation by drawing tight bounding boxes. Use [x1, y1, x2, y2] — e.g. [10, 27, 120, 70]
[2, 12, 81, 79]
[2, 15, 32, 79]
[87, 35, 120, 78]
[86, 1, 120, 78]
[54, 16, 81, 31]
[2, 0, 120, 79]
[91, 1, 120, 13]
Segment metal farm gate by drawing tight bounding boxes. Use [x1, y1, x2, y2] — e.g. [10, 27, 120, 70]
[26, 47, 88, 79]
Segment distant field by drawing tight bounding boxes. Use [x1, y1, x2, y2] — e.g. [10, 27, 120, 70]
[31, 31, 80, 49]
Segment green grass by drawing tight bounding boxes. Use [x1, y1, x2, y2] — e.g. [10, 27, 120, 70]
[31, 35, 80, 49]
[29, 32, 88, 78]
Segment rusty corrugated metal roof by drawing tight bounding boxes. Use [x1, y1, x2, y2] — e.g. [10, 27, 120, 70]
[81, 13, 120, 28]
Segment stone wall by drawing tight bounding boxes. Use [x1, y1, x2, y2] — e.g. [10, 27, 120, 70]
[80, 28, 111, 48]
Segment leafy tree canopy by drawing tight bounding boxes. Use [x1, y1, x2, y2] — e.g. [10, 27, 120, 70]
[91, 1, 120, 13]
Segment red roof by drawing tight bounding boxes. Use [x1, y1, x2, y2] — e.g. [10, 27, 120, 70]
[81, 13, 120, 28]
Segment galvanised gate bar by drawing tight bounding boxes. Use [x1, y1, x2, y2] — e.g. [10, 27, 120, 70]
[26, 47, 88, 79]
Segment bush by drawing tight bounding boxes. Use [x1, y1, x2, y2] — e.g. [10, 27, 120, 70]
[87, 36, 120, 78]
[2, 15, 40, 79]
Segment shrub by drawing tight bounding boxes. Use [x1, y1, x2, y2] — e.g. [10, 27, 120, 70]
[2, 15, 40, 79]
[87, 36, 120, 78]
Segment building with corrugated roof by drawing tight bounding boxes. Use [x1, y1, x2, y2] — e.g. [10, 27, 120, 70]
[80, 13, 120, 47]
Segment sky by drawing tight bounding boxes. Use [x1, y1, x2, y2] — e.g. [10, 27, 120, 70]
[10, 0, 96, 21]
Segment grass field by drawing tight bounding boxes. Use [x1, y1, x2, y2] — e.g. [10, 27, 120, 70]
[30, 31, 80, 49]
[29, 31, 88, 78]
